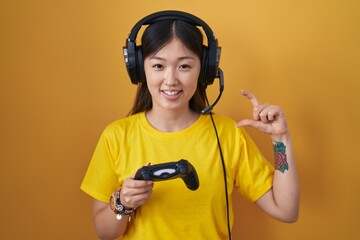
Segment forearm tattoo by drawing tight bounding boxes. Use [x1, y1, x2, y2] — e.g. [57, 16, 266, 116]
[274, 141, 289, 173]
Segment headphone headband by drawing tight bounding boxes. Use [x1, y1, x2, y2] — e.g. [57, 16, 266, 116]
[127, 10, 217, 44]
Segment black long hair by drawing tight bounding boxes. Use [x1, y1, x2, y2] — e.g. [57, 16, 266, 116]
[128, 20, 207, 115]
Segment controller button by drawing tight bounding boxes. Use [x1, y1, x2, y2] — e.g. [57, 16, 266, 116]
[153, 169, 176, 176]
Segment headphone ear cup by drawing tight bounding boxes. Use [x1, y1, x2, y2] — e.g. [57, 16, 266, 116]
[204, 43, 220, 85]
[136, 46, 146, 83]
[124, 41, 141, 85]
[200, 45, 208, 85]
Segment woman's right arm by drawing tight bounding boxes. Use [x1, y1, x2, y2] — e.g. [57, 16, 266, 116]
[93, 200, 130, 240]
[93, 177, 154, 240]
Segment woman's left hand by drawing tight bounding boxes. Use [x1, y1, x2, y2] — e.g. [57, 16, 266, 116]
[236, 90, 289, 139]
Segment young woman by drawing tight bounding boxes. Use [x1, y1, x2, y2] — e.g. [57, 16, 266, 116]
[81, 11, 299, 240]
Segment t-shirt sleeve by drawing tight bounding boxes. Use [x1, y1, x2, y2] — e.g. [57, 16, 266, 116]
[234, 128, 274, 202]
[80, 128, 120, 203]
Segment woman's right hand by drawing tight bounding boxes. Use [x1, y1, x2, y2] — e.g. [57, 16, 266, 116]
[120, 168, 154, 209]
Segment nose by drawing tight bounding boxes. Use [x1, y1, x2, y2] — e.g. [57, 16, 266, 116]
[163, 68, 178, 86]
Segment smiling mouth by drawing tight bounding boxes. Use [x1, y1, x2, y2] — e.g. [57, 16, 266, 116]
[162, 90, 182, 96]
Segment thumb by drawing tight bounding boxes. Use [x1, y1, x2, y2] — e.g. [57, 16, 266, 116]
[236, 119, 260, 128]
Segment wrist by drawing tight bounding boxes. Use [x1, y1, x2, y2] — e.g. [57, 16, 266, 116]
[271, 132, 291, 144]
[109, 188, 134, 221]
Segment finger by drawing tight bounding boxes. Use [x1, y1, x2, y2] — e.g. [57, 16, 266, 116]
[253, 103, 270, 123]
[122, 183, 153, 196]
[266, 107, 281, 121]
[132, 179, 154, 188]
[236, 119, 260, 128]
[253, 103, 269, 121]
[237, 119, 271, 133]
[131, 190, 153, 208]
[122, 188, 153, 209]
[258, 105, 281, 123]
[126, 177, 153, 188]
[240, 90, 260, 107]
[121, 181, 153, 201]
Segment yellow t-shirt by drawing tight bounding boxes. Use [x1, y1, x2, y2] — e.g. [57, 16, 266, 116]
[81, 112, 274, 239]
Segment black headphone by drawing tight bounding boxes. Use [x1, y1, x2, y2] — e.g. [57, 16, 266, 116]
[123, 10, 221, 86]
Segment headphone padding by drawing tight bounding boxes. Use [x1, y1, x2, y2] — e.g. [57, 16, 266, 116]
[136, 46, 145, 83]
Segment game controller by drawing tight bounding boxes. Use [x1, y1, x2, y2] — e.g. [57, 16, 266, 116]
[134, 159, 199, 190]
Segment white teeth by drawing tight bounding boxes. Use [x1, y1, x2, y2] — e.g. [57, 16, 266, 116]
[163, 90, 180, 96]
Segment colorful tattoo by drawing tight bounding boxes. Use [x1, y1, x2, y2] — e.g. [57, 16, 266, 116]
[274, 141, 289, 173]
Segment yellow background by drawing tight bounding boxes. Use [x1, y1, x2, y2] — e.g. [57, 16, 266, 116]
[1, 0, 359, 239]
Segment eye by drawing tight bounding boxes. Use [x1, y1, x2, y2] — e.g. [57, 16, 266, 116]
[152, 64, 164, 69]
[179, 64, 191, 70]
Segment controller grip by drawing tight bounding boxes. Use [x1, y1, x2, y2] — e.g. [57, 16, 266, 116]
[180, 160, 199, 190]
[134, 166, 151, 180]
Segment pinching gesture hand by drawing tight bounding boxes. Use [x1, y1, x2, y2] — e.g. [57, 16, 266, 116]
[236, 90, 289, 140]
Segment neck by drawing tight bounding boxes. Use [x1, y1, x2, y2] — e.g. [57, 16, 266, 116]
[146, 108, 199, 132]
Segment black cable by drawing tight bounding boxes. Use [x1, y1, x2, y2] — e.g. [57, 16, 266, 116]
[209, 111, 232, 240]
[203, 68, 230, 239]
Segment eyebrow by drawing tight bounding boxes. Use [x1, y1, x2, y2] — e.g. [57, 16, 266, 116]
[149, 56, 196, 61]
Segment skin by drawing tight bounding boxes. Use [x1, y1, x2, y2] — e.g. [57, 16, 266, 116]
[237, 90, 300, 223]
[144, 38, 201, 132]
[92, 38, 299, 239]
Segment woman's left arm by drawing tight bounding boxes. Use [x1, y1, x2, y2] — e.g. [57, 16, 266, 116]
[237, 90, 300, 223]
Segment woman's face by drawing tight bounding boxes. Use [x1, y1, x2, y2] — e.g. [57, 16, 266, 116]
[144, 38, 201, 113]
